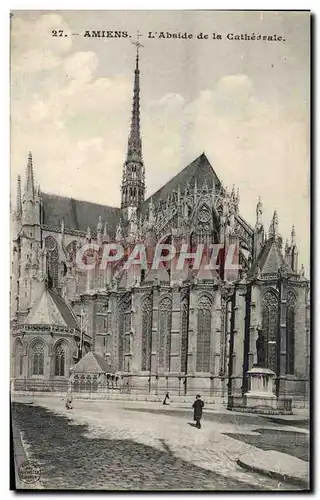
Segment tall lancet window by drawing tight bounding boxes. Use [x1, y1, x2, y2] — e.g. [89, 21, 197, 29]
[261, 291, 278, 373]
[45, 236, 59, 289]
[31, 342, 44, 376]
[141, 297, 152, 371]
[286, 292, 296, 374]
[54, 343, 66, 376]
[15, 340, 23, 377]
[118, 298, 131, 371]
[196, 296, 212, 372]
[180, 298, 189, 373]
[159, 298, 172, 371]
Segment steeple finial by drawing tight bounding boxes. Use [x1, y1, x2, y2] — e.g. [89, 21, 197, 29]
[24, 151, 35, 200]
[16, 175, 22, 216]
[121, 33, 145, 209]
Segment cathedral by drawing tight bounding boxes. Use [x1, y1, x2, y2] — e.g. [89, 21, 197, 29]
[10, 47, 309, 405]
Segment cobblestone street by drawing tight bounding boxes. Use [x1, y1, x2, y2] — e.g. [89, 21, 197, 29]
[12, 396, 308, 491]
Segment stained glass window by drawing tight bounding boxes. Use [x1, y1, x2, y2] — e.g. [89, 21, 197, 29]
[286, 292, 296, 374]
[262, 291, 278, 373]
[31, 343, 44, 375]
[141, 297, 152, 371]
[196, 296, 212, 372]
[180, 298, 189, 373]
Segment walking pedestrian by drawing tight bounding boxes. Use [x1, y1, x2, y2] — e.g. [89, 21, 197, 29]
[163, 392, 170, 405]
[192, 394, 204, 429]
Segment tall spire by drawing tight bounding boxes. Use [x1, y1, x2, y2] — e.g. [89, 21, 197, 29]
[16, 174, 22, 217]
[121, 33, 146, 210]
[24, 151, 35, 200]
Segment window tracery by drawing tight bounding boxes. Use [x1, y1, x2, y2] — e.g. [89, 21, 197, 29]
[159, 297, 172, 371]
[196, 296, 212, 372]
[141, 297, 152, 371]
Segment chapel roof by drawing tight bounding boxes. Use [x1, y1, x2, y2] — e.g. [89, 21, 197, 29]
[26, 286, 80, 330]
[251, 237, 288, 275]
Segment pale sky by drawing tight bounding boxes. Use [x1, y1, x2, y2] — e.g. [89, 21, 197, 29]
[10, 10, 310, 274]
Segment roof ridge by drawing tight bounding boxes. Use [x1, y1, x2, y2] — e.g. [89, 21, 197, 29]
[41, 191, 120, 211]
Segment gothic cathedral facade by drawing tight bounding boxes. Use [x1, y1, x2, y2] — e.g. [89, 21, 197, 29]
[10, 49, 309, 403]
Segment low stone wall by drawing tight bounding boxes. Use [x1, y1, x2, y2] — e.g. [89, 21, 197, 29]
[227, 394, 293, 415]
[11, 390, 219, 404]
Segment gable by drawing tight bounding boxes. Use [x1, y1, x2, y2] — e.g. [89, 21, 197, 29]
[139, 153, 221, 214]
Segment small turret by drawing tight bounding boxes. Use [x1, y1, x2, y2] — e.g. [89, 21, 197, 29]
[253, 196, 264, 261]
[148, 197, 155, 224]
[116, 221, 123, 242]
[291, 225, 296, 246]
[97, 216, 102, 245]
[291, 225, 299, 273]
[23, 151, 35, 201]
[268, 210, 278, 239]
[16, 175, 22, 218]
[103, 222, 109, 243]
[256, 196, 262, 227]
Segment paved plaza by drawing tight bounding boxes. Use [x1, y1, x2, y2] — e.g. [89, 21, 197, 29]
[11, 396, 309, 491]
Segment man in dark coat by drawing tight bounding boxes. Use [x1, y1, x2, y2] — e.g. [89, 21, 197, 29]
[192, 394, 204, 429]
[163, 392, 170, 405]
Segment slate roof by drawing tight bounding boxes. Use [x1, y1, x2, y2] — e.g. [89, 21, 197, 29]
[26, 285, 80, 329]
[49, 289, 80, 330]
[72, 351, 114, 374]
[41, 192, 121, 235]
[40, 154, 254, 240]
[139, 153, 221, 214]
[251, 238, 287, 275]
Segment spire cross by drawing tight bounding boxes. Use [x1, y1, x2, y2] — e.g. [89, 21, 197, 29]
[131, 31, 144, 57]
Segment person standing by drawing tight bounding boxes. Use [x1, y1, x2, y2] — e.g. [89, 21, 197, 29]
[192, 394, 204, 429]
[65, 390, 73, 410]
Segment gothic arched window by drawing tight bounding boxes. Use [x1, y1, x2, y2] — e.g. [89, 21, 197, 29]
[31, 342, 44, 376]
[180, 298, 189, 373]
[141, 297, 152, 371]
[286, 292, 296, 374]
[15, 340, 23, 377]
[261, 291, 278, 373]
[66, 241, 77, 264]
[118, 298, 131, 371]
[196, 296, 212, 372]
[54, 343, 66, 376]
[45, 236, 59, 289]
[159, 298, 172, 371]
